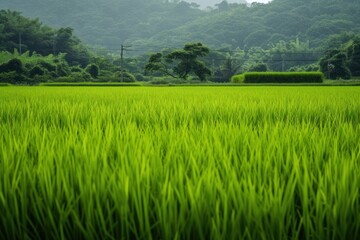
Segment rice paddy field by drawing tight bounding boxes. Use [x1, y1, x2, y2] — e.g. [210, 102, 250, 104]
[1, 86, 360, 239]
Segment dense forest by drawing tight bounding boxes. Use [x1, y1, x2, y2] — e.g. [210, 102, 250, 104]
[1, 0, 359, 52]
[1, 0, 360, 84]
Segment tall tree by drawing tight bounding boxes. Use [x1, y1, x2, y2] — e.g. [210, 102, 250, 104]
[145, 43, 211, 81]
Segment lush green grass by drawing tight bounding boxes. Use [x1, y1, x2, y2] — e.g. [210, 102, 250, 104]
[1, 86, 360, 239]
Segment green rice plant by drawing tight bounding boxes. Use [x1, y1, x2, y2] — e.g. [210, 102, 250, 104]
[0, 86, 359, 239]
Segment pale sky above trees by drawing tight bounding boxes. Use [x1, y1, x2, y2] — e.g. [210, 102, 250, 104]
[188, 0, 271, 8]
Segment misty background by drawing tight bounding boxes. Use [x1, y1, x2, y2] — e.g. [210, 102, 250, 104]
[190, 0, 270, 8]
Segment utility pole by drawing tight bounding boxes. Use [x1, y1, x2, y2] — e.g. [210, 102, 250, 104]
[120, 44, 131, 82]
[19, 32, 22, 55]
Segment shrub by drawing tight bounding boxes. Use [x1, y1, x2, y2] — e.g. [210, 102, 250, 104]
[85, 64, 99, 78]
[99, 70, 113, 77]
[0, 58, 24, 73]
[38, 61, 57, 72]
[0, 71, 30, 84]
[243, 72, 324, 83]
[55, 72, 91, 82]
[56, 64, 70, 77]
[289, 64, 320, 72]
[248, 63, 268, 72]
[135, 73, 149, 82]
[29, 66, 45, 78]
[112, 71, 136, 82]
[150, 78, 170, 85]
[319, 51, 352, 80]
[231, 74, 245, 83]
[70, 66, 83, 73]
[32, 74, 53, 83]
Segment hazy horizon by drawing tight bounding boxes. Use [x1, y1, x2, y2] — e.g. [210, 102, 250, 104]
[188, 0, 272, 8]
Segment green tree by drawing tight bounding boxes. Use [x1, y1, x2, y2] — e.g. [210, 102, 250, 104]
[54, 27, 90, 67]
[249, 63, 268, 72]
[348, 39, 360, 76]
[319, 50, 351, 80]
[85, 64, 99, 79]
[145, 43, 211, 81]
[213, 56, 242, 82]
[0, 58, 24, 73]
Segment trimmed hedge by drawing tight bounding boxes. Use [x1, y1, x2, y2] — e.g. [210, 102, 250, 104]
[231, 74, 245, 83]
[243, 72, 324, 83]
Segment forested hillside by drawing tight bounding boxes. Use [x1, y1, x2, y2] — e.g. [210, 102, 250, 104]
[0, 0, 204, 51]
[143, 0, 360, 50]
[1, 0, 359, 53]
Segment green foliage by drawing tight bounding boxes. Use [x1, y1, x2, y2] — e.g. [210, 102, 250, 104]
[348, 39, 360, 76]
[37, 60, 56, 72]
[54, 27, 90, 66]
[230, 74, 245, 83]
[149, 77, 171, 85]
[134, 73, 149, 82]
[70, 66, 83, 73]
[55, 71, 91, 82]
[0, 58, 24, 73]
[40, 82, 142, 86]
[0, 10, 54, 55]
[146, 43, 211, 81]
[243, 72, 324, 83]
[0, 10, 91, 66]
[288, 64, 320, 72]
[319, 50, 352, 80]
[1, 0, 360, 55]
[210, 56, 242, 82]
[29, 65, 45, 78]
[0, 71, 29, 84]
[85, 63, 99, 79]
[112, 71, 136, 82]
[249, 63, 268, 72]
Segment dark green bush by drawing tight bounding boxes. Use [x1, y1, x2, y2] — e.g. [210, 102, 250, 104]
[243, 72, 324, 83]
[0, 58, 24, 73]
[112, 71, 136, 82]
[55, 64, 71, 77]
[135, 73, 149, 82]
[32, 72, 54, 83]
[231, 74, 245, 83]
[85, 64, 99, 78]
[55, 72, 91, 82]
[248, 63, 268, 72]
[99, 70, 113, 77]
[38, 61, 57, 72]
[0, 71, 30, 84]
[70, 66, 83, 73]
[29, 66, 45, 78]
[289, 64, 320, 72]
[150, 78, 170, 85]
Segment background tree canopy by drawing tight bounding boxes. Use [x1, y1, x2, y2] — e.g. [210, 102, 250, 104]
[145, 43, 211, 81]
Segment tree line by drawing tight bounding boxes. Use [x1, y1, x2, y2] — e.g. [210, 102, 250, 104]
[1, 10, 360, 84]
[1, 0, 359, 55]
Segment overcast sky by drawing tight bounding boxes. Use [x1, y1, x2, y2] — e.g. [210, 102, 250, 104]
[188, 0, 271, 8]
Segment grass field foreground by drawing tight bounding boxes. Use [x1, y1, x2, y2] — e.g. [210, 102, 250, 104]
[0, 86, 360, 239]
